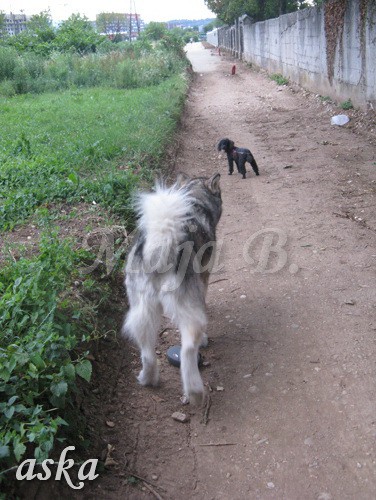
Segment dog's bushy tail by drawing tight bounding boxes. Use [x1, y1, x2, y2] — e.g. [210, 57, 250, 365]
[136, 183, 192, 272]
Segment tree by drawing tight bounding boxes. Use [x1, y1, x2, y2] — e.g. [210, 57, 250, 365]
[205, 0, 314, 23]
[0, 11, 7, 38]
[53, 14, 104, 54]
[203, 19, 226, 33]
[4, 10, 56, 55]
[142, 22, 167, 41]
[27, 10, 55, 43]
[96, 13, 128, 36]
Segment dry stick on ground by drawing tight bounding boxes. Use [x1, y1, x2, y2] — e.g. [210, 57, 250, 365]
[142, 481, 165, 500]
[127, 472, 166, 500]
[209, 278, 229, 286]
[201, 393, 212, 425]
[8, 249, 17, 263]
[198, 442, 237, 447]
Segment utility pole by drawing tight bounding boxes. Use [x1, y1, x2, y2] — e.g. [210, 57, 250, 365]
[133, 0, 140, 36]
[129, 0, 132, 42]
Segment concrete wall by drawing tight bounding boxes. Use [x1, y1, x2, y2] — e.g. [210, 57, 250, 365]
[206, 28, 219, 47]
[214, 1, 376, 109]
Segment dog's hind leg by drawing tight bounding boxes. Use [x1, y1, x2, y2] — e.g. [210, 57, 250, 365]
[123, 292, 162, 387]
[249, 155, 260, 176]
[239, 158, 247, 179]
[164, 292, 207, 404]
[179, 310, 207, 405]
[180, 318, 207, 405]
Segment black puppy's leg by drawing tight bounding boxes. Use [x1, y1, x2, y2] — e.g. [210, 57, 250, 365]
[227, 156, 234, 175]
[250, 157, 259, 176]
[239, 158, 247, 179]
[235, 159, 242, 174]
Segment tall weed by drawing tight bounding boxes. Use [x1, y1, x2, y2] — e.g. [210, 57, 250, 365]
[0, 47, 187, 96]
[0, 47, 18, 80]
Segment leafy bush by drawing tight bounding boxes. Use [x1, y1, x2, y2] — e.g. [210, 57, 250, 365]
[0, 47, 18, 80]
[340, 98, 353, 110]
[0, 233, 94, 468]
[53, 14, 104, 55]
[0, 80, 16, 98]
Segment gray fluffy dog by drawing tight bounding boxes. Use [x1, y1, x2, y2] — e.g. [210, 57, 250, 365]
[123, 172, 222, 404]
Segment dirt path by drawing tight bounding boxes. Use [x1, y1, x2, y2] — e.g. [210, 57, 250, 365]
[85, 43, 376, 500]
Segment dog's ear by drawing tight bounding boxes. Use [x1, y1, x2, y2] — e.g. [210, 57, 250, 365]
[175, 172, 191, 188]
[228, 140, 234, 149]
[207, 173, 221, 195]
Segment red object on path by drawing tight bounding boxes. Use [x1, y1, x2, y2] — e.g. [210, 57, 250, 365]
[231, 65, 236, 75]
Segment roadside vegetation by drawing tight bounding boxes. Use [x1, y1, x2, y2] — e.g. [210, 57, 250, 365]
[270, 73, 289, 86]
[0, 12, 191, 481]
[204, 0, 325, 24]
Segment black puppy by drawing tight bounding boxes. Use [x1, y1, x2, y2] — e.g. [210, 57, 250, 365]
[218, 138, 259, 179]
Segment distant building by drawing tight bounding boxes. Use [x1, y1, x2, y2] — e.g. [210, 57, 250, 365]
[3, 13, 29, 36]
[96, 13, 145, 40]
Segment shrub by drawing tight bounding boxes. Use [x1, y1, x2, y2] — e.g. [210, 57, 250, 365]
[340, 98, 353, 110]
[0, 80, 16, 98]
[0, 233, 94, 468]
[0, 47, 18, 81]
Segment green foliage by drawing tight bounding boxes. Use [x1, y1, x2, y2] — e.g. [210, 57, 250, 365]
[27, 11, 55, 43]
[204, 0, 313, 23]
[270, 73, 289, 85]
[0, 46, 18, 80]
[0, 29, 190, 477]
[204, 19, 226, 33]
[143, 22, 168, 41]
[53, 14, 104, 54]
[0, 40, 187, 96]
[0, 11, 6, 38]
[5, 11, 56, 57]
[0, 76, 188, 230]
[96, 12, 129, 36]
[340, 98, 353, 110]
[0, 232, 94, 468]
[2, 12, 105, 57]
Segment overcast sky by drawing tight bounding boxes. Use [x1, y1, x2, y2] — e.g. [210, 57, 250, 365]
[5, 1, 215, 23]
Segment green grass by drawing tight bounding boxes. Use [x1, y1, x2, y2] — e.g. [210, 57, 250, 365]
[270, 73, 289, 86]
[0, 51, 189, 478]
[0, 74, 188, 230]
[340, 98, 353, 110]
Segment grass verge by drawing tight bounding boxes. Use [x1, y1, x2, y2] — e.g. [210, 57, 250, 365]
[0, 74, 188, 231]
[0, 68, 189, 483]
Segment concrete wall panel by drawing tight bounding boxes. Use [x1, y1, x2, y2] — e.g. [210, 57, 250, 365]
[216, 1, 375, 109]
